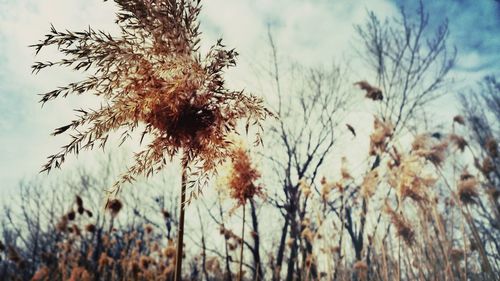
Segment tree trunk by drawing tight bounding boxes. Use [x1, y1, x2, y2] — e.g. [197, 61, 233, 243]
[273, 217, 289, 281]
[286, 208, 299, 281]
[249, 199, 263, 281]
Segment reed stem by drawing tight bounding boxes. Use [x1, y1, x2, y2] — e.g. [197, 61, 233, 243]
[174, 162, 188, 281]
[239, 204, 246, 281]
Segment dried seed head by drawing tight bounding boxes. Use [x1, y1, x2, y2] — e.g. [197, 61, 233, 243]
[480, 157, 494, 175]
[106, 199, 123, 217]
[361, 169, 379, 198]
[75, 195, 83, 208]
[320, 176, 327, 185]
[335, 182, 345, 193]
[412, 134, 429, 151]
[390, 154, 436, 204]
[369, 117, 393, 155]
[299, 178, 312, 198]
[393, 219, 415, 246]
[162, 209, 171, 219]
[453, 115, 465, 125]
[144, 224, 154, 234]
[86, 210, 93, 218]
[321, 179, 333, 201]
[164, 243, 176, 259]
[85, 224, 96, 233]
[486, 186, 500, 201]
[33, 0, 272, 200]
[354, 81, 383, 101]
[399, 185, 428, 204]
[140, 256, 152, 270]
[449, 134, 468, 152]
[226, 145, 263, 206]
[67, 210, 76, 221]
[340, 157, 352, 180]
[458, 171, 479, 204]
[426, 142, 448, 166]
[206, 257, 221, 273]
[385, 203, 415, 246]
[485, 138, 498, 158]
[412, 135, 448, 166]
[56, 216, 69, 232]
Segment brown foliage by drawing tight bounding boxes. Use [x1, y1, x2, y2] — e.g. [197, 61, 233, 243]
[227, 145, 263, 206]
[458, 171, 479, 205]
[32, 0, 272, 198]
[354, 80, 383, 101]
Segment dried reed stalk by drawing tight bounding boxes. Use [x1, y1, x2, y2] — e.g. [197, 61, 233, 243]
[174, 160, 188, 281]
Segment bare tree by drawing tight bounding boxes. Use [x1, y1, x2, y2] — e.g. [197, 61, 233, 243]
[354, 0, 456, 133]
[262, 31, 352, 281]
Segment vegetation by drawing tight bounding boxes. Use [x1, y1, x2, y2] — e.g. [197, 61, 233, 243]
[1, 0, 499, 280]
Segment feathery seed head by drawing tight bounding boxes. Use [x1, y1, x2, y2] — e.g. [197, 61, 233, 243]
[369, 117, 393, 155]
[32, 0, 272, 200]
[226, 144, 263, 206]
[458, 170, 479, 204]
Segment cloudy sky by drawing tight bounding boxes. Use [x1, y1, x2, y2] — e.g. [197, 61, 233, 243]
[0, 0, 499, 200]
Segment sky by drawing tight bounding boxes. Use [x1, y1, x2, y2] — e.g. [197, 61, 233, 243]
[0, 0, 499, 201]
